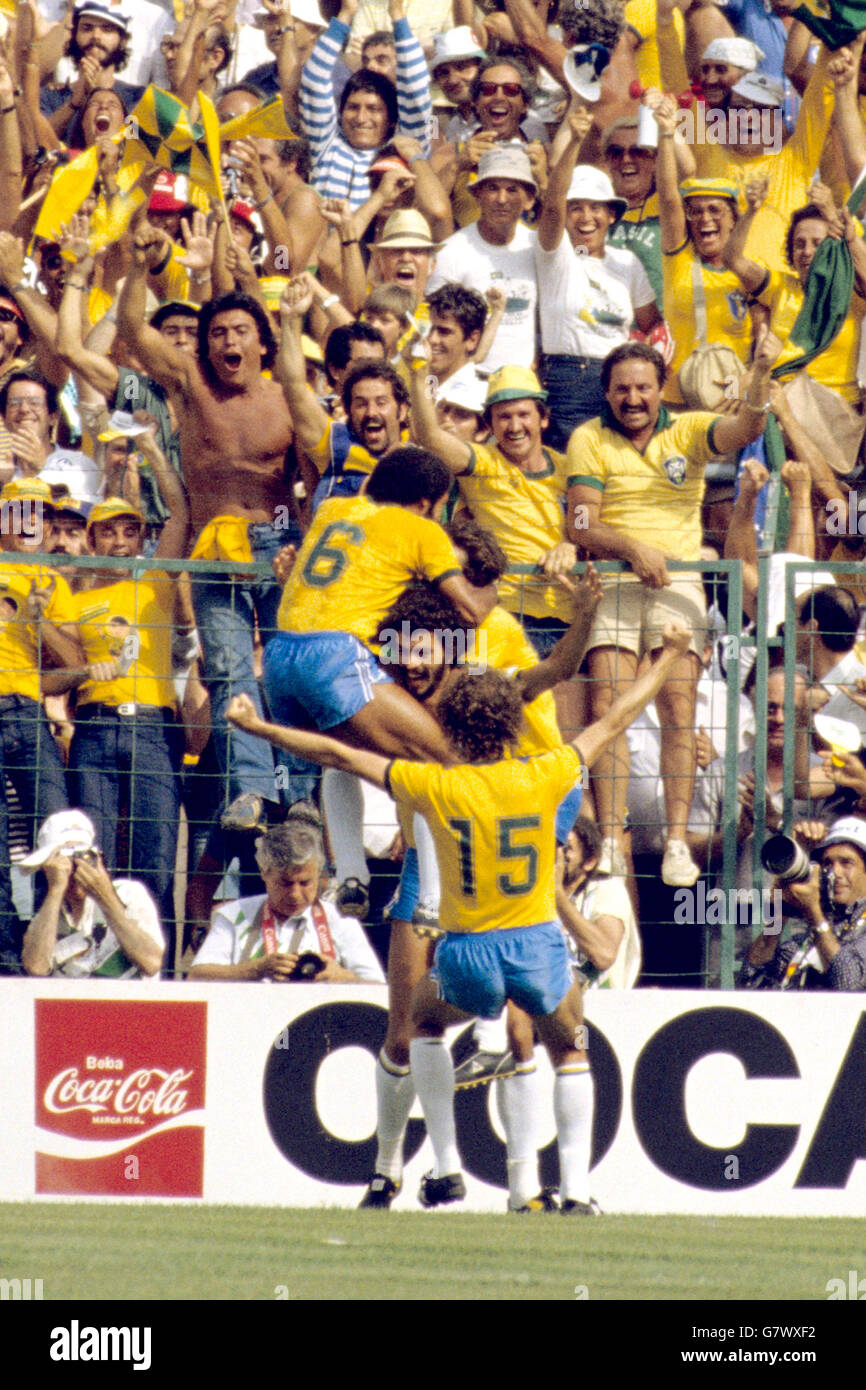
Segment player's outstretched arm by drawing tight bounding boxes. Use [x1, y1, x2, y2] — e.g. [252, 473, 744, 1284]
[517, 564, 603, 704]
[574, 620, 692, 768]
[227, 694, 390, 788]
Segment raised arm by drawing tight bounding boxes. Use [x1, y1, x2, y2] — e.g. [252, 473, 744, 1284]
[537, 106, 593, 253]
[116, 229, 196, 393]
[721, 177, 771, 296]
[227, 691, 390, 787]
[138, 417, 189, 560]
[653, 91, 687, 253]
[407, 338, 473, 474]
[517, 565, 603, 703]
[276, 274, 334, 457]
[390, 0, 433, 154]
[575, 620, 692, 767]
[300, 4, 357, 161]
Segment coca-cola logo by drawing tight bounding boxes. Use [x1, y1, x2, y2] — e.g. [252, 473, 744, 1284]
[35, 999, 207, 1197]
[43, 1067, 192, 1122]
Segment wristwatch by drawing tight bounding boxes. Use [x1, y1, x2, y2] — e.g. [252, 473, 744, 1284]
[812, 919, 832, 935]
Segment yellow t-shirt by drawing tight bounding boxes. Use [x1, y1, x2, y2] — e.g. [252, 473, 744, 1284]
[761, 268, 865, 405]
[388, 743, 582, 933]
[693, 48, 833, 276]
[457, 444, 572, 623]
[277, 495, 462, 651]
[567, 407, 719, 561]
[471, 605, 562, 756]
[0, 562, 74, 700]
[70, 573, 177, 710]
[626, 0, 686, 92]
[662, 244, 752, 405]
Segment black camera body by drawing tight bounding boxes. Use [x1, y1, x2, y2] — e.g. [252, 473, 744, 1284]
[290, 952, 326, 981]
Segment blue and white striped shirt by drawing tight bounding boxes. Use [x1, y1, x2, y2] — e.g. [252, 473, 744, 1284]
[300, 16, 432, 209]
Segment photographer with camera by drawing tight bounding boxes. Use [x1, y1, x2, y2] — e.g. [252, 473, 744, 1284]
[20, 811, 165, 979]
[188, 819, 385, 983]
[741, 817, 866, 990]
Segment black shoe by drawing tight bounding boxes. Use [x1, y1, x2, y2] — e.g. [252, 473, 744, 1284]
[561, 1197, 602, 1216]
[220, 792, 269, 833]
[334, 877, 370, 920]
[510, 1187, 559, 1214]
[286, 799, 323, 830]
[418, 1170, 466, 1208]
[411, 902, 442, 938]
[358, 1174, 401, 1209]
[453, 1047, 517, 1091]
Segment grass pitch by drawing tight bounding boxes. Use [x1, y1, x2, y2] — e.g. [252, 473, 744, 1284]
[2, 1204, 862, 1301]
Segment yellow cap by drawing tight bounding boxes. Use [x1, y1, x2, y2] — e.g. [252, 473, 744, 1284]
[86, 496, 145, 532]
[679, 177, 740, 205]
[0, 477, 54, 506]
[484, 365, 548, 408]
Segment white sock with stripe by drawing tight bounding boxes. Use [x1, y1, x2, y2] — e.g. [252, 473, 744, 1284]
[374, 1050, 415, 1182]
[554, 1065, 594, 1204]
[413, 814, 440, 914]
[496, 1062, 540, 1210]
[410, 1037, 460, 1177]
[321, 768, 369, 887]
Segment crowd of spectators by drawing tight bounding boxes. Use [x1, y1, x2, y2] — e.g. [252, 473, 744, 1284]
[1, 0, 866, 992]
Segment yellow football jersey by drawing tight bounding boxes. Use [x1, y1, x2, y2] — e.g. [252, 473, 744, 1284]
[0, 562, 74, 700]
[388, 745, 582, 933]
[568, 407, 718, 561]
[277, 495, 462, 651]
[761, 268, 865, 405]
[70, 573, 177, 711]
[457, 443, 572, 624]
[661, 245, 753, 405]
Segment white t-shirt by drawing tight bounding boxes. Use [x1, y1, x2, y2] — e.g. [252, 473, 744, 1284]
[535, 238, 655, 357]
[815, 650, 866, 743]
[194, 894, 385, 982]
[428, 221, 538, 370]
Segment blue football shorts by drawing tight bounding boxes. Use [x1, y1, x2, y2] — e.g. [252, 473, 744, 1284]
[432, 921, 573, 1019]
[263, 630, 392, 730]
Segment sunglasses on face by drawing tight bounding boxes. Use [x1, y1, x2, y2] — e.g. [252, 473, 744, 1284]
[479, 81, 524, 98]
[607, 145, 654, 161]
[0, 307, 20, 324]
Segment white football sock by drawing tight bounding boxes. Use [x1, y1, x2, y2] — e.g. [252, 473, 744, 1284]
[473, 1012, 508, 1053]
[554, 1066, 594, 1203]
[496, 1062, 540, 1210]
[413, 813, 440, 913]
[374, 1050, 415, 1182]
[321, 768, 369, 887]
[410, 1037, 460, 1177]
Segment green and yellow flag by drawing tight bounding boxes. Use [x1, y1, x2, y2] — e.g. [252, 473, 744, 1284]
[121, 85, 219, 199]
[218, 96, 296, 144]
[791, 0, 866, 49]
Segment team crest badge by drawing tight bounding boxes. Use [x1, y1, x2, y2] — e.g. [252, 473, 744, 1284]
[663, 454, 687, 486]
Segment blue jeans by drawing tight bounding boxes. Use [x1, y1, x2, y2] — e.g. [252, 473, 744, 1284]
[192, 519, 308, 808]
[0, 696, 69, 968]
[69, 706, 183, 959]
[541, 354, 606, 453]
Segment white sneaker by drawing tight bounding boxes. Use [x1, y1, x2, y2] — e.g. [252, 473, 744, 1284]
[661, 840, 700, 887]
[598, 836, 627, 877]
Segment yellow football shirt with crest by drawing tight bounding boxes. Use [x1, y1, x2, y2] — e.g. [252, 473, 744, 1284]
[277, 495, 462, 651]
[457, 443, 572, 624]
[661, 245, 753, 405]
[388, 744, 582, 933]
[0, 562, 75, 700]
[568, 406, 719, 562]
[69, 574, 177, 710]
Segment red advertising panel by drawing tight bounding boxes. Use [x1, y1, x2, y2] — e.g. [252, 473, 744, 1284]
[35, 1000, 206, 1197]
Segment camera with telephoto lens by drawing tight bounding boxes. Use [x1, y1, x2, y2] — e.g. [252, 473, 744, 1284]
[760, 834, 813, 884]
[290, 951, 326, 981]
[72, 849, 99, 866]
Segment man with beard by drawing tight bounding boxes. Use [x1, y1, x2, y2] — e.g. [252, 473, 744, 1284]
[278, 272, 409, 511]
[43, 5, 145, 143]
[117, 235, 299, 831]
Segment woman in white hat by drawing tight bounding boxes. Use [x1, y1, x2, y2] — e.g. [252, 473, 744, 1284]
[536, 106, 665, 448]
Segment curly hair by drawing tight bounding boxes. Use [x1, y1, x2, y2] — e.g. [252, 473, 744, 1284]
[437, 668, 524, 762]
[557, 0, 625, 48]
[380, 580, 466, 645]
[68, 18, 131, 72]
[785, 203, 829, 270]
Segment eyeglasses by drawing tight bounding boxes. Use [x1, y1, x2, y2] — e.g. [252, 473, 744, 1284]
[0, 308, 20, 325]
[606, 145, 654, 161]
[6, 396, 47, 412]
[684, 201, 733, 221]
[479, 81, 524, 98]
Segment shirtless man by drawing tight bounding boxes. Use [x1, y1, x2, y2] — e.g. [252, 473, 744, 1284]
[117, 224, 299, 826]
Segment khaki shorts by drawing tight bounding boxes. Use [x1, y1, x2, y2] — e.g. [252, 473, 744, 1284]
[586, 574, 707, 659]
